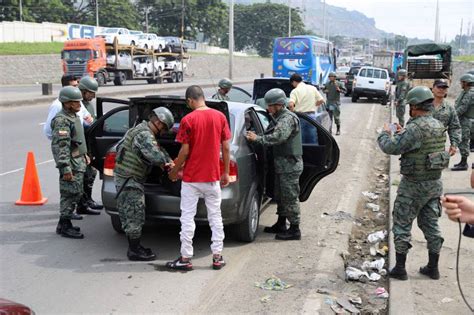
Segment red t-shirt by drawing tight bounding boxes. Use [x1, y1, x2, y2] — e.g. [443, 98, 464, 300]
[176, 108, 231, 182]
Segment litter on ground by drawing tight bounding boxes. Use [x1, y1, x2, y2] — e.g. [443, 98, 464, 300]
[362, 191, 378, 200]
[255, 276, 293, 291]
[366, 203, 380, 212]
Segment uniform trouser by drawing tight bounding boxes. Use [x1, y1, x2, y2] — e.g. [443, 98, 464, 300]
[396, 103, 406, 126]
[300, 112, 319, 144]
[392, 177, 444, 255]
[275, 171, 303, 225]
[328, 103, 341, 127]
[60, 171, 84, 219]
[459, 117, 471, 158]
[80, 164, 97, 204]
[117, 186, 145, 239]
[179, 181, 224, 258]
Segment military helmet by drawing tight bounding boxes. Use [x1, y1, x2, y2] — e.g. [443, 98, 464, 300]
[460, 73, 474, 84]
[328, 72, 337, 77]
[78, 76, 99, 92]
[264, 88, 287, 107]
[59, 86, 83, 103]
[406, 86, 434, 110]
[152, 107, 174, 130]
[467, 70, 474, 75]
[218, 78, 233, 89]
[397, 69, 407, 76]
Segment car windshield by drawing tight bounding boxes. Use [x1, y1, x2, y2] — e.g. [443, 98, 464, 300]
[63, 50, 91, 60]
[337, 67, 350, 73]
[104, 28, 119, 34]
[139, 35, 147, 39]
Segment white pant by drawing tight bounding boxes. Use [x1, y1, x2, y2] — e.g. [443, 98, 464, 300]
[179, 181, 225, 258]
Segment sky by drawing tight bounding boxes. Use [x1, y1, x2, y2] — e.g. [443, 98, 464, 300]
[326, 0, 474, 41]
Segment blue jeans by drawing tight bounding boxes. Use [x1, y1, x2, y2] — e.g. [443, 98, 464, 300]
[300, 112, 318, 144]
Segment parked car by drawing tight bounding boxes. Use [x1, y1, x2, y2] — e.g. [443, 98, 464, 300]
[163, 55, 187, 72]
[96, 28, 138, 46]
[130, 30, 143, 36]
[351, 66, 390, 105]
[344, 66, 361, 96]
[0, 298, 34, 315]
[106, 51, 132, 68]
[164, 36, 187, 53]
[133, 56, 165, 76]
[335, 66, 351, 81]
[225, 77, 332, 131]
[86, 96, 340, 242]
[137, 33, 166, 52]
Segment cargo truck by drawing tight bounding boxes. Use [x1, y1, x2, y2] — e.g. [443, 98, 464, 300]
[61, 37, 189, 86]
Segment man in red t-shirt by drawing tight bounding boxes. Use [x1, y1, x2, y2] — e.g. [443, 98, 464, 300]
[166, 85, 231, 271]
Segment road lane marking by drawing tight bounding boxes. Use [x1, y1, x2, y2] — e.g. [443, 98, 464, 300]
[39, 122, 46, 126]
[0, 159, 54, 176]
[366, 103, 376, 130]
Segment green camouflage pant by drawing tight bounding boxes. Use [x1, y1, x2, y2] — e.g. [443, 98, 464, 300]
[79, 164, 97, 205]
[392, 177, 444, 255]
[396, 103, 406, 126]
[116, 182, 145, 239]
[275, 171, 303, 225]
[328, 103, 341, 127]
[459, 117, 471, 157]
[60, 171, 84, 219]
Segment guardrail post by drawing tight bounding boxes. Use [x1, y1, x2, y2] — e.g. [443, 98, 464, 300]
[41, 83, 52, 95]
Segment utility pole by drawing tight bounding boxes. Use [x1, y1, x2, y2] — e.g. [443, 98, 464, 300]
[288, 0, 292, 37]
[19, 0, 23, 22]
[229, 0, 234, 80]
[95, 0, 99, 27]
[145, 8, 149, 33]
[181, 0, 185, 39]
[434, 0, 439, 42]
[459, 19, 463, 52]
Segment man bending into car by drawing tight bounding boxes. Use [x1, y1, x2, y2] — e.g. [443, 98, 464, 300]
[167, 85, 231, 271]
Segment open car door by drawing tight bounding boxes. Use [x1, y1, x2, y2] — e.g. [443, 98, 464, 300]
[296, 113, 340, 202]
[86, 97, 130, 173]
[226, 86, 252, 103]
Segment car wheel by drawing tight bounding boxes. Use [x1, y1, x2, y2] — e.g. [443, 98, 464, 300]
[171, 72, 177, 83]
[381, 96, 388, 105]
[167, 46, 172, 53]
[144, 44, 148, 50]
[143, 69, 148, 77]
[351, 94, 358, 103]
[130, 41, 135, 46]
[147, 78, 157, 84]
[235, 189, 260, 242]
[177, 72, 183, 82]
[113, 71, 126, 86]
[96, 72, 106, 86]
[111, 214, 124, 234]
[158, 45, 163, 53]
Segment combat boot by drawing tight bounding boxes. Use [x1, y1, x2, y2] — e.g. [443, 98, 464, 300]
[336, 125, 341, 136]
[419, 252, 440, 280]
[59, 218, 84, 239]
[263, 216, 287, 233]
[275, 224, 301, 240]
[56, 219, 80, 235]
[451, 157, 468, 171]
[76, 199, 101, 215]
[389, 253, 408, 280]
[84, 185, 103, 210]
[127, 237, 156, 261]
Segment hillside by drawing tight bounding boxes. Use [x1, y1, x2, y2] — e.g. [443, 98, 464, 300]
[234, 0, 388, 39]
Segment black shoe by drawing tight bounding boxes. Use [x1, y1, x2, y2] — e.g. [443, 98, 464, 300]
[166, 257, 193, 271]
[56, 220, 80, 235]
[389, 253, 408, 280]
[87, 199, 104, 210]
[76, 205, 101, 215]
[59, 218, 84, 239]
[419, 252, 440, 280]
[127, 237, 156, 261]
[451, 163, 468, 171]
[336, 125, 341, 136]
[263, 216, 287, 234]
[275, 224, 301, 240]
[70, 212, 83, 220]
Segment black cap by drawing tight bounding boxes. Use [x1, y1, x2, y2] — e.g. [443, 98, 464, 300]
[289, 73, 303, 83]
[433, 79, 449, 88]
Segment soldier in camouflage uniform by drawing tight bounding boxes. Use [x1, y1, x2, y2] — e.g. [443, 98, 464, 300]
[377, 86, 450, 280]
[431, 79, 461, 156]
[114, 107, 174, 261]
[76, 76, 102, 215]
[323, 72, 346, 135]
[452, 74, 474, 171]
[395, 69, 411, 127]
[51, 86, 88, 239]
[212, 78, 232, 101]
[246, 88, 304, 240]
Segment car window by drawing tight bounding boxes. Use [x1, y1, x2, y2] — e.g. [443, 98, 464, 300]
[227, 87, 251, 103]
[103, 110, 129, 136]
[381, 71, 388, 79]
[366, 69, 374, 78]
[255, 110, 271, 130]
[374, 69, 381, 79]
[359, 69, 367, 77]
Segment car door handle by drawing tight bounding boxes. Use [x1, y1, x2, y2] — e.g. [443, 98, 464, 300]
[369, 81, 374, 84]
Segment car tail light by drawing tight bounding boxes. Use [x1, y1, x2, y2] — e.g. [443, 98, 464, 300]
[385, 81, 390, 91]
[104, 152, 116, 177]
[219, 159, 238, 183]
[353, 78, 357, 88]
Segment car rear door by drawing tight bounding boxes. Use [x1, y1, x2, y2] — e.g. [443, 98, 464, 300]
[296, 113, 340, 202]
[86, 97, 130, 173]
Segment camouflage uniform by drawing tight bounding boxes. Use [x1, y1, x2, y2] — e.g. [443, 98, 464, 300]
[323, 81, 346, 127]
[114, 121, 172, 238]
[454, 87, 474, 158]
[255, 108, 303, 225]
[395, 80, 411, 126]
[432, 99, 462, 148]
[377, 115, 448, 254]
[51, 109, 87, 219]
[80, 99, 98, 207]
[212, 91, 230, 101]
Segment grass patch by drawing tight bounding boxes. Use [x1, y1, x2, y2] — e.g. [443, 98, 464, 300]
[454, 55, 474, 62]
[0, 42, 63, 55]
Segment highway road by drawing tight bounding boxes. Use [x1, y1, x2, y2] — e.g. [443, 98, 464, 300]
[0, 93, 390, 313]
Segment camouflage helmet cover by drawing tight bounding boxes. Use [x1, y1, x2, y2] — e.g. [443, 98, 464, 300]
[59, 86, 83, 103]
[264, 88, 287, 107]
[78, 76, 99, 93]
[218, 78, 233, 89]
[397, 69, 407, 76]
[460, 73, 474, 84]
[406, 86, 434, 110]
[152, 107, 174, 130]
[328, 72, 337, 77]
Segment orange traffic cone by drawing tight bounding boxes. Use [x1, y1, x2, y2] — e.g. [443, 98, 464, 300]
[15, 152, 48, 206]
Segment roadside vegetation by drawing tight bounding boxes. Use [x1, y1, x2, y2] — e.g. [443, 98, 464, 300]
[0, 42, 63, 55]
[454, 55, 474, 62]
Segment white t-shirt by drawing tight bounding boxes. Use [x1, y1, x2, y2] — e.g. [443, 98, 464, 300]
[43, 99, 91, 140]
